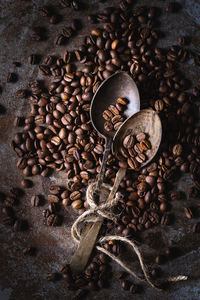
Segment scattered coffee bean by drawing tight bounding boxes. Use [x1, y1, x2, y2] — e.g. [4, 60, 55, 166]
[28, 54, 39, 65]
[184, 207, 193, 219]
[47, 214, 60, 226]
[193, 222, 200, 233]
[31, 195, 41, 207]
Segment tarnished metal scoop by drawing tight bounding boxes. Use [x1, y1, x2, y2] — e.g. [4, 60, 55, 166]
[110, 108, 162, 201]
[70, 71, 140, 273]
[90, 71, 140, 198]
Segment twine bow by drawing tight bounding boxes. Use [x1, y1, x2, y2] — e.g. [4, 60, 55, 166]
[71, 182, 188, 290]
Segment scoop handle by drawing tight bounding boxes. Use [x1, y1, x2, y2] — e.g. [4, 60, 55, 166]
[93, 138, 112, 200]
[70, 167, 127, 273]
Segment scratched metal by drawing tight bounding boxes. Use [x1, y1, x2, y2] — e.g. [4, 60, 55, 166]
[0, 0, 200, 299]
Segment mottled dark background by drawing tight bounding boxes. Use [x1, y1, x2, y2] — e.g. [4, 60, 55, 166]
[0, 0, 200, 299]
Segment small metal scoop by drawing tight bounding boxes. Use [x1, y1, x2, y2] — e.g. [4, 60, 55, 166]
[70, 71, 140, 273]
[111, 108, 162, 196]
[89, 71, 140, 197]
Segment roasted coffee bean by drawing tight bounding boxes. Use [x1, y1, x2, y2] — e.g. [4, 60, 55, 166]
[123, 135, 135, 149]
[184, 207, 193, 219]
[121, 280, 130, 290]
[47, 214, 60, 226]
[28, 54, 39, 65]
[104, 121, 113, 132]
[48, 194, 60, 203]
[16, 89, 27, 98]
[161, 214, 170, 225]
[102, 109, 113, 121]
[192, 222, 200, 233]
[31, 195, 41, 207]
[71, 200, 82, 210]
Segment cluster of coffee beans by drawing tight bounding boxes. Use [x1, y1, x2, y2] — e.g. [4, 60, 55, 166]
[11, 0, 200, 227]
[117, 132, 151, 169]
[8, 0, 200, 296]
[102, 97, 128, 132]
[0, 189, 28, 232]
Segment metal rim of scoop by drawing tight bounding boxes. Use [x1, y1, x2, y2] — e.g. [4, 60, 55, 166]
[89, 71, 141, 140]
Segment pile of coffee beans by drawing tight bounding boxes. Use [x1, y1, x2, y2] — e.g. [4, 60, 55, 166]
[5, 0, 200, 297]
[102, 97, 128, 132]
[116, 132, 151, 169]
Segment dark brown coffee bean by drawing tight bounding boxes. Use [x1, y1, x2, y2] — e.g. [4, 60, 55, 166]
[47, 214, 60, 226]
[28, 54, 39, 65]
[16, 89, 27, 98]
[46, 273, 59, 281]
[31, 195, 41, 207]
[184, 207, 193, 219]
[48, 194, 60, 203]
[121, 280, 130, 290]
[192, 222, 200, 233]
[161, 214, 170, 225]
[123, 134, 135, 149]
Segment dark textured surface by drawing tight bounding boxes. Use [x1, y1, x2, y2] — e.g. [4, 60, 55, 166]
[0, 0, 200, 299]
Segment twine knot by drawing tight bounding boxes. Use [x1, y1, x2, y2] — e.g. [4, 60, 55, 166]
[71, 181, 188, 291]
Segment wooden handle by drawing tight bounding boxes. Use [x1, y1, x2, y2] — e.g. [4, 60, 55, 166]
[70, 167, 127, 273]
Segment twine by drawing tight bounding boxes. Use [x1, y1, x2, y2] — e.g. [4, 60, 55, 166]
[71, 182, 188, 290]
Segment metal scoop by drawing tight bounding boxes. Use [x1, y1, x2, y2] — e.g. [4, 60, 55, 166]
[70, 71, 140, 273]
[89, 71, 140, 198]
[110, 108, 162, 197]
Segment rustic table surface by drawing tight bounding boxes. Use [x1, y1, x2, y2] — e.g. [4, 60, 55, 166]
[0, 0, 200, 299]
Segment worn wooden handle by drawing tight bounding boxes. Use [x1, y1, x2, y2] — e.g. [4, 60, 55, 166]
[70, 167, 127, 273]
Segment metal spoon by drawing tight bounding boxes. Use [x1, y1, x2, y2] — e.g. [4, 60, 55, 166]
[89, 71, 140, 199]
[111, 108, 162, 197]
[70, 71, 140, 273]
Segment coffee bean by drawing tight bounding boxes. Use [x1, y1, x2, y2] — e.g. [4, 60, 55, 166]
[121, 280, 130, 290]
[184, 207, 193, 219]
[123, 135, 135, 149]
[193, 222, 200, 233]
[47, 214, 60, 226]
[104, 121, 113, 132]
[16, 89, 27, 98]
[71, 200, 82, 210]
[48, 194, 60, 203]
[28, 54, 39, 65]
[31, 195, 41, 207]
